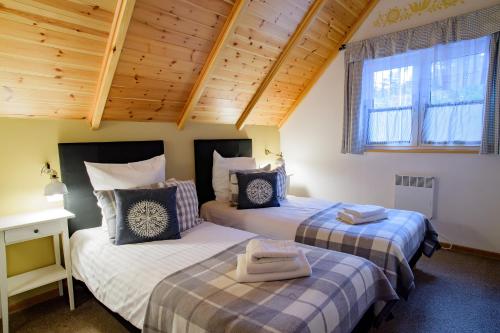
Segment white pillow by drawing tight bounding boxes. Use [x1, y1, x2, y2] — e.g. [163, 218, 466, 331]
[212, 150, 255, 202]
[84, 154, 165, 191]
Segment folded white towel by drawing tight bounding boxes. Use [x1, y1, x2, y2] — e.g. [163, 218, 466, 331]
[246, 239, 299, 261]
[343, 205, 385, 218]
[245, 252, 301, 274]
[236, 250, 311, 283]
[337, 210, 388, 225]
[248, 256, 295, 264]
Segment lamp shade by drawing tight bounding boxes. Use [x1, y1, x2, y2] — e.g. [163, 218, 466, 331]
[44, 178, 68, 196]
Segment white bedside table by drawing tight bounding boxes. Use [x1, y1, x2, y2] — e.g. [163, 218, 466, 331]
[0, 209, 75, 333]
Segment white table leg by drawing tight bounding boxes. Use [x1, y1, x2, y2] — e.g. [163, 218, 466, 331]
[0, 232, 9, 333]
[61, 223, 74, 310]
[52, 234, 63, 296]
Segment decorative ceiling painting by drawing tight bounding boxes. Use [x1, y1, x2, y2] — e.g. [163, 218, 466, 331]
[373, 0, 464, 27]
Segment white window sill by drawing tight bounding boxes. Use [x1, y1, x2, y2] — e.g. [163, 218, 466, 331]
[365, 147, 479, 154]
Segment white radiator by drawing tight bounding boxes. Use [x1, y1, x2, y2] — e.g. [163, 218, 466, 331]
[394, 174, 435, 219]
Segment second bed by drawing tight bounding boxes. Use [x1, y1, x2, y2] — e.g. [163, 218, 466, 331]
[195, 140, 440, 299]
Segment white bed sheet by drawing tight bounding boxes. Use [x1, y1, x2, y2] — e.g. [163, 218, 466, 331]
[70, 222, 254, 329]
[201, 195, 334, 239]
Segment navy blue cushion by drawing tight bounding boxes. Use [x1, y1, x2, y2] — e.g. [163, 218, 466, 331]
[236, 172, 280, 209]
[114, 187, 180, 245]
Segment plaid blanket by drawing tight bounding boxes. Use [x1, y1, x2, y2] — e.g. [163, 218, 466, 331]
[143, 239, 398, 333]
[295, 204, 440, 298]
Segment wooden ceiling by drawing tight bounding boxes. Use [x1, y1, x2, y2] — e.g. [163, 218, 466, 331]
[0, 0, 377, 128]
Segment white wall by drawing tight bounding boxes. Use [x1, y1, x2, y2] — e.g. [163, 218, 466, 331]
[281, 0, 500, 253]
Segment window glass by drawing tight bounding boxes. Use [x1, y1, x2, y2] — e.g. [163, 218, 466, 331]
[360, 36, 490, 148]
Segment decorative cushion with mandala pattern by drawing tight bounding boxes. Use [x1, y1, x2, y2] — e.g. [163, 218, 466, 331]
[228, 164, 271, 206]
[236, 172, 280, 210]
[114, 187, 180, 245]
[95, 179, 199, 243]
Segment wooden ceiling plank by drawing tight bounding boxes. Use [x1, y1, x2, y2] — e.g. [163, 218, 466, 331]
[177, 0, 249, 129]
[2, 0, 112, 33]
[118, 48, 202, 71]
[278, 0, 379, 128]
[124, 35, 209, 64]
[89, 0, 136, 129]
[0, 54, 98, 83]
[0, 17, 106, 56]
[0, 37, 102, 71]
[235, 0, 327, 130]
[115, 61, 201, 84]
[34, 0, 116, 23]
[110, 73, 194, 90]
[183, 0, 233, 17]
[238, 12, 293, 41]
[0, 70, 96, 92]
[0, 10, 107, 42]
[227, 34, 282, 59]
[247, 0, 302, 32]
[138, 0, 228, 32]
[334, 0, 361, 18]
[108, 86, 190, 102]
[0, 86, 92, 104]
[0, 101, 89, 118]
[132, 3, 221, 42]
[127, 19, 215, 55]
[233, 25, 288, 51]
[67, 0, 118, 13]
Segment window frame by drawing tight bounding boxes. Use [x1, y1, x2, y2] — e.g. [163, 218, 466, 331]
[362, 39, 488, 152]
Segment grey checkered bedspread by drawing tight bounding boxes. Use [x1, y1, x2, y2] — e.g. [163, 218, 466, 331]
[295, 204, 440, 298]
[143, 239, 398, 333]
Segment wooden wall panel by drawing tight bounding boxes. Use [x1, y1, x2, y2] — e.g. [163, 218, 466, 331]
[102, 0, 232, 122]
[0, 0, 116, 119]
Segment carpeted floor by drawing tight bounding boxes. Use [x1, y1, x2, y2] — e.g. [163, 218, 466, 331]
[379, 250, 500, 333]
[4, 250, 500, 333]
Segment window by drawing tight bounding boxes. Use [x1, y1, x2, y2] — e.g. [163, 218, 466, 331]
[360, 37, 490, 148]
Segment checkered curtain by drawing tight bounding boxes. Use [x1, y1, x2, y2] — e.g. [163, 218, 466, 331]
[342, 60, 365, 154]
[481, 32, 500, 154]
[342, 4, 500, 154]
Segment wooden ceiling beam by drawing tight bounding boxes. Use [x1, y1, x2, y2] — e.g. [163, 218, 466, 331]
[176, 0, 249, 130]
[278, 0, 379, 128]
[89, 0, 136, 129]
[235, 0, 327, 130]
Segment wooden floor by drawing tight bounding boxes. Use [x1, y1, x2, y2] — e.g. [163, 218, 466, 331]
[3, 250, 500, 333]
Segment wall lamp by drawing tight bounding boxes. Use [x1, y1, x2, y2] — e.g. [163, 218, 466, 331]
[265, 149, 285, 166]
[41, 162, 68, 202]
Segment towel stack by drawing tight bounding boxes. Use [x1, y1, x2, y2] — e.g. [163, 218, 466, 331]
[235, 239, 311, 283]
[337, 205, 388, 224]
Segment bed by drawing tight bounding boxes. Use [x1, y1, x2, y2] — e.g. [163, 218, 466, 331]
[194, 139, 440, 299]
[60, 140, 398, 333]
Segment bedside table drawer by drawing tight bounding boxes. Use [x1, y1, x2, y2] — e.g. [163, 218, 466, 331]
[4, 220, 63, 244]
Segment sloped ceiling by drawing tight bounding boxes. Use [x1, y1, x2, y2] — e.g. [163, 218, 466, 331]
[103, 0, 233, 122]
[0, 0, 116, 119]
[0, 0, 376, 128]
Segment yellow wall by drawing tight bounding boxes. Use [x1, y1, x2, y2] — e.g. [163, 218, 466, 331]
[0, 118, 280, 302]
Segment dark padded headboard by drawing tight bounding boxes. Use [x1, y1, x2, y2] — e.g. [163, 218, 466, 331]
[194, 139, 252, 206]
[58, 140, 164, 235]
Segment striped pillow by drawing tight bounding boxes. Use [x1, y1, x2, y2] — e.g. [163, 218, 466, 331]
[162, 179, 200, 232]
[95, 179, 201, 243]
[274, 164, 287, 200]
